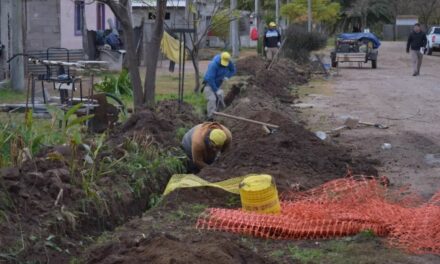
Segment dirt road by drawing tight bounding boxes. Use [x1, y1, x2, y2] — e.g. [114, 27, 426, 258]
[304, 41, 440, 198]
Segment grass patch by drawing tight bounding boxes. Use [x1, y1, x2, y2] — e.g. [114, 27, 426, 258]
[0, 87, 26, 104]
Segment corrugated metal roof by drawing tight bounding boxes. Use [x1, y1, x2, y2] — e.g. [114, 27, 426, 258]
[132, 0, 186, 8]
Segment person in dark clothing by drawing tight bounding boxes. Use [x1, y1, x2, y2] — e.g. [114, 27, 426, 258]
[407, 23, 428, 76]
[263, 22, 281, 60]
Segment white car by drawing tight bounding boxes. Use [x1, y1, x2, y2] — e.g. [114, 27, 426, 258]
[426, 26, 440, 55]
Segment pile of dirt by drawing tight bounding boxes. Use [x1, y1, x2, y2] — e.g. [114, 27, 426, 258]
[112, 100, 201, 147]
[85, 232, 268, 264]
[201, 88, 378, 190]
[235, 55, 267, 76]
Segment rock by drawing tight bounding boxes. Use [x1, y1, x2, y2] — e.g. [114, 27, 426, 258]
[25, 172, 46, 187]
[0, 167, 20, 180]
[45, 168, 71, 183]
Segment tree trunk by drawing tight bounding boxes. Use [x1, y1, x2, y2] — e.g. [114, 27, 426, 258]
[191, 48, 200, 93]
[101, 0, 144, 111]
[144, 0, 167, 108]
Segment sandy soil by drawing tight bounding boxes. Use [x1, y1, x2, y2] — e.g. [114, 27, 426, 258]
[304, 41, 440, 199]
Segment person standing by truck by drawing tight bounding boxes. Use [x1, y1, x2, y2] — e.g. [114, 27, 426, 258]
[407, 23, 428, 76]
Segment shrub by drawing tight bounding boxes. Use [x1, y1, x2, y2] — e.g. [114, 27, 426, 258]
[95, 69, 133, 97]
[282, 25, 328, 63]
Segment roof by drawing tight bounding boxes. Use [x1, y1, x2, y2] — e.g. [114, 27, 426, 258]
[132, 0, 186, 8]
[396, 15, 418, 20]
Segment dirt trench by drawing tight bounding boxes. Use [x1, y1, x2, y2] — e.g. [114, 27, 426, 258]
[79, 57, 380, 263]
[0, 100, 202, 263]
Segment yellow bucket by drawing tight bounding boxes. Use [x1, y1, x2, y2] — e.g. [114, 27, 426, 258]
[239, 174, 281, 214]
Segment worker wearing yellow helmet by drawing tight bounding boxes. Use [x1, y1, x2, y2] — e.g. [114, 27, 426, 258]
[182, 122, 232, 171]
[264, 22, 281, 60]
[203, 52, 236, 120]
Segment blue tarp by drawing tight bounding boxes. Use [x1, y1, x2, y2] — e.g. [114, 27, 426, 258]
[338, 33, 381, 49]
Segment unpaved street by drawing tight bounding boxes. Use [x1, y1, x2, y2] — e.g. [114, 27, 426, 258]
[305, 42, 440, 198]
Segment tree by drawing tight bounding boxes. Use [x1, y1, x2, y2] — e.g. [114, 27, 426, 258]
[412, 0, 440, 27]
[98, 0, 144, 110]
[89, 0, 167, 110]
[144, 0, 167, 107]
[281, 0, 341, 26]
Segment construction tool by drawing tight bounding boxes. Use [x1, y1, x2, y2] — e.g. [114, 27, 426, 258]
[326, 118, 388, 134]
[359, 121, 389, 129]
[267, 39, 287, 70]
[213, 112, 279, 133]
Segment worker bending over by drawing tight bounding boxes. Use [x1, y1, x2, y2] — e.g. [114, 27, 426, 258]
[264, 22, 281, 60]
[182, 122, 232, 171]
[203, 52, 236, 120]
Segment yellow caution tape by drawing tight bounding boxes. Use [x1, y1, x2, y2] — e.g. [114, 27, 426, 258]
[163, 174, 247, 196]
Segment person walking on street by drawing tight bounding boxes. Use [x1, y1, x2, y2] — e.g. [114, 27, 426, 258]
[203, 52, 236, 120]
[264, 22, 281, 60]
[181, 122, 232, 171]
[407, 23, 427, 76]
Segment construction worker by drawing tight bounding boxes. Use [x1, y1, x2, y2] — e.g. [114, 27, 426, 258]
[264, 22, 281, 60]
[181, 122, 232, 171]
[203, 52, 236, 120]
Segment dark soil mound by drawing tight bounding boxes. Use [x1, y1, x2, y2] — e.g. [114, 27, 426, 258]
[85, 232, 268, 264]
[113, 100, 201, 147]
[202, 110, 377, 191]
[235, 55, 266, 76]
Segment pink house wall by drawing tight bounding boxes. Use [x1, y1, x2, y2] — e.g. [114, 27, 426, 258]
[60, 0, 116, 49]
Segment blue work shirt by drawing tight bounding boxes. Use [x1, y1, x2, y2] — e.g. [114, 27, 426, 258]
[203, 54, 236, 92]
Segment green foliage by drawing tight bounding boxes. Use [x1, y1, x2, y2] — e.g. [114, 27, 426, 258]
[210, 9, 241, 42]
[0, 86, 26, 104]
[281, 0, 341, 25]
[283, 24, 328, 63]
[94, 69, 133, 97]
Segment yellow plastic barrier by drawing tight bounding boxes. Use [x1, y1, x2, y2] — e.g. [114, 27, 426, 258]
[239, 174, 281, 214]
[163, 174, 246, 196]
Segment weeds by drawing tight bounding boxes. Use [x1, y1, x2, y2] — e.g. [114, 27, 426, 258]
[94, 69, 133, 97]
[288, 245, 324, 263]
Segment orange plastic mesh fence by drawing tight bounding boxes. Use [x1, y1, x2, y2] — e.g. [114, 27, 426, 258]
[196, 176, 440, 255]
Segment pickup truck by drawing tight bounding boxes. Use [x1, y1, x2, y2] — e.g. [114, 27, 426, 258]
[426, 26, 440, 55]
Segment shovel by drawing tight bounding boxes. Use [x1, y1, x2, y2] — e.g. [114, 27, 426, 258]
[359, 121, 389, 129]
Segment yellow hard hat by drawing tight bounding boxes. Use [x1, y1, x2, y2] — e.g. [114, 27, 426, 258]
[220, 52, 231, 67]
[209, 129, 227, 147]
[269, 22, 276, 27]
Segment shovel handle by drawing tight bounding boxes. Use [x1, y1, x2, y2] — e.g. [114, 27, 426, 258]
[213, 112, 280, 129]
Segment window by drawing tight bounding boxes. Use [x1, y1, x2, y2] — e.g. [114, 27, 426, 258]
[74, 0, 84, 36]
[97, 3, 106, 31]
[148, 12, 171, 20]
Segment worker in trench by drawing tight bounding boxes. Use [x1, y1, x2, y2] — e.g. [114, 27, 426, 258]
[202, 52, 236, 120]
[181, 122, 232, 172]
[264, 22, 281, 60]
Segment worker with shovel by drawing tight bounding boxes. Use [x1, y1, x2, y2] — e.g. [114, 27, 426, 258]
[182, 122, 232, 171]
[203, 52, 236, 120]
[264, 22, 281, 60]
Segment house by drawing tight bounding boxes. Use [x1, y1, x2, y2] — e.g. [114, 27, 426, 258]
[0, 0, 117, 79]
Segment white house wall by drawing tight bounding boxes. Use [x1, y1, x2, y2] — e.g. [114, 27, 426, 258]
[60, 0, 116, 50]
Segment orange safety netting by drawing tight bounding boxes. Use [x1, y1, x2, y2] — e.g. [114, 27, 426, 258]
[196, 175, 440, 254]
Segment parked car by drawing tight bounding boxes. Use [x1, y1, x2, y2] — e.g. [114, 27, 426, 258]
[330, 33, 381, 69]
[426, 26, 440, 55]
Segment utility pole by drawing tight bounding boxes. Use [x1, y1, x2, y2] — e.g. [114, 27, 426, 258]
[230, 0, 239, 57]
[307, 0, 312, 32]
[275, 0, 280, 26]
[11, 0, 25, 90]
